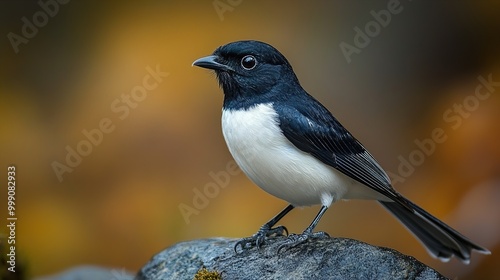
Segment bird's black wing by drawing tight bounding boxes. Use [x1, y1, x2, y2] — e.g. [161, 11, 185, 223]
[274, 101, 401, 201]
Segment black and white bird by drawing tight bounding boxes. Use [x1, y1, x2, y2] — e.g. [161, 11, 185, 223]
[192, 40, 490, 263]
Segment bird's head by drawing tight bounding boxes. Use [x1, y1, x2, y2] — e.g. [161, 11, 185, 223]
[193, 40, 300, 106]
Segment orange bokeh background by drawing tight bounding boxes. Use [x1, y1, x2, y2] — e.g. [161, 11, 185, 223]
[0, 1, 499, 279]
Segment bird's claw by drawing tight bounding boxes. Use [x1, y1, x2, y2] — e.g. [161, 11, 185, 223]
[234, 225, 288, 253]
[277, 231, 329, 253]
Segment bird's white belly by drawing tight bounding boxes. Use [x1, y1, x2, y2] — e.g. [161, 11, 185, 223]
[221, 103, 368, 207]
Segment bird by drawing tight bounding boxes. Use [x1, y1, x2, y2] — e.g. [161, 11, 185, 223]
[192, 40, 490, 263]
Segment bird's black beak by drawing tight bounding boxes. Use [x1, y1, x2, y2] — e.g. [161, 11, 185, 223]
[192, 55, 233, 72]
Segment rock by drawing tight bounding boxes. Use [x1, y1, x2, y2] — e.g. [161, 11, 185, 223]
[135, 237, 448, 280]
[34, 265, 134, 280]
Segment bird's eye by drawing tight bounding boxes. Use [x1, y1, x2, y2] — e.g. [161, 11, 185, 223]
[241, 55, 257, 70]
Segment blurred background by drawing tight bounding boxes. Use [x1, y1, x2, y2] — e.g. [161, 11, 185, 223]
[0, 0, 499, 279]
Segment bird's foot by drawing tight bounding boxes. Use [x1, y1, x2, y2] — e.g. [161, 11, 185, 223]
[234, 225, 288, 253]
[277, 230, 329, 253]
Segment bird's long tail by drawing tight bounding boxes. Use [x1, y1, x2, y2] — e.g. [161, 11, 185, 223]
[379, 198, 490, 263]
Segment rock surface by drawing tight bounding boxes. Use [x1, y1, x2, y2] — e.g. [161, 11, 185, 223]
[135, 237, 448, 280]
[34, 265, 134, 280]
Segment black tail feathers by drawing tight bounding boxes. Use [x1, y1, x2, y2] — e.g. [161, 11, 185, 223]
[380, 197, 490, 263]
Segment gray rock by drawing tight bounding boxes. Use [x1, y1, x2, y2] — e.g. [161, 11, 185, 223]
[135, 237, 448, 280]
[34, 265, 134, 280]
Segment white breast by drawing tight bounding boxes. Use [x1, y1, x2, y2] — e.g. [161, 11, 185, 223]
[221, 103, 383, 207]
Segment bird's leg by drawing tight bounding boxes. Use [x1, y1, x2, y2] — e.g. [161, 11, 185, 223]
[278, 205, 330, 253]
[234, 204, 294, 252]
